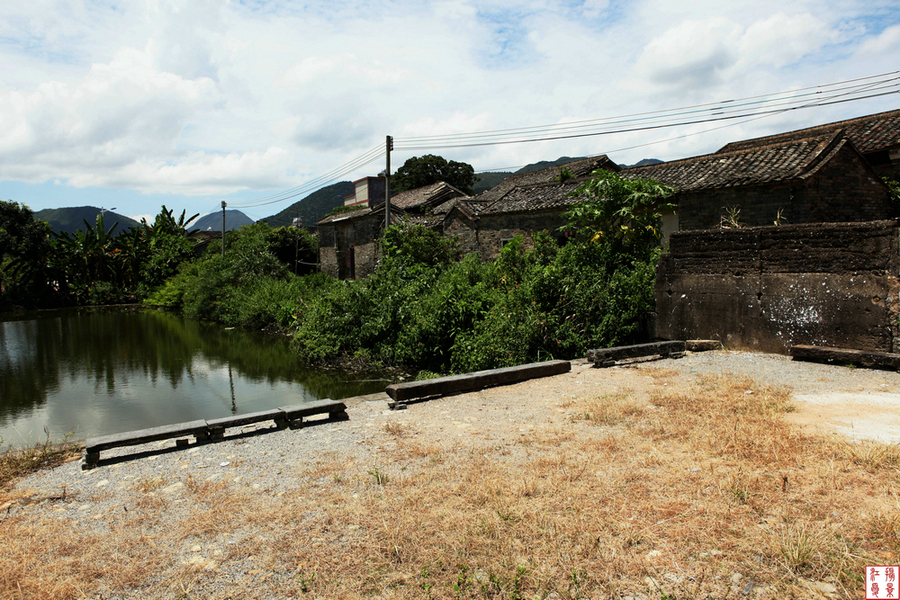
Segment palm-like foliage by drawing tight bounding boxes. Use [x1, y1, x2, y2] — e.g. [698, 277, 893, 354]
[564, 169, 676, 243]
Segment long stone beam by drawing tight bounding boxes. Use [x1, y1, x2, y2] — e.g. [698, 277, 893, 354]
[385, 360, 571, 403]
[587, 341, 686, 367]
[790, 344, 900, 369]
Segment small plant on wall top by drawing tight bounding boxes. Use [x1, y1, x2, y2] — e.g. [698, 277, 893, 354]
[773, 208, 788, 226]
[720, 206, 743, 229]
[554, 166, 573, 182]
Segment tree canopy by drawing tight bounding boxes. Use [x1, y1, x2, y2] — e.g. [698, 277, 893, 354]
[391, 154, 476, 196]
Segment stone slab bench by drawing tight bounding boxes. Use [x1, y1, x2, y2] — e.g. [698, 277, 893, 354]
[281, 399, 349, 424]
[83, 399, 348, 469]
[385, 360, 571, 406]
[587, 341, 686, 367]
[84, 419, 209, 469]
[790, 345, 900, 370]
[206, 400, 349, 440]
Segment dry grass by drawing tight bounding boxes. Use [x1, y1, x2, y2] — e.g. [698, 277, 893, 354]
[2, 374, 899, 599]
[0, 435, 82, 491]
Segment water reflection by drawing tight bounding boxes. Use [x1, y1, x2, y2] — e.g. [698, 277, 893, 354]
[0, 307, 391, 445]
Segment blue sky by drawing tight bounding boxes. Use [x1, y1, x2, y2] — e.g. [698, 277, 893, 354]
[0, 0, 898, 223]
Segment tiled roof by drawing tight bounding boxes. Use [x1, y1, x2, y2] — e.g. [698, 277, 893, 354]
[717, 109, 900, 155]
[317, 181, 468, 225]
[316, 206, 374, 225]
[622, 131, 855, 192]
[433, 197, 491, 215]
[479, 178, 587, 215]
[475, 155, 619, 204]
[389, 182, 468, 210]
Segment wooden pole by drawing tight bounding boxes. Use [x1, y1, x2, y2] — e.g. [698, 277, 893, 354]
[221, 201, 226, 257]
[385, 135, 392, 229]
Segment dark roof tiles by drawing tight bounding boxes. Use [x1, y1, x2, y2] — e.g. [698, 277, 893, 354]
[622, 131, 854, 192]
[390, 182, 468, 210]
[479, 179, 588, 215]
[717, 109, 900, 155]
[475, 155, 619, 204]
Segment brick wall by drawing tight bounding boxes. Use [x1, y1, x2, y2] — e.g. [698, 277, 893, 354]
[678, 144, 893, 230]
[656, 221, 900, 353]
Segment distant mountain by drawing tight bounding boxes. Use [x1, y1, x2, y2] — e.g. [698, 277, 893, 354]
[189, 210, 255, 232]
[626, 158, 664, 168]
[35, 207, 141, 235]
[260, 181, 355, 229]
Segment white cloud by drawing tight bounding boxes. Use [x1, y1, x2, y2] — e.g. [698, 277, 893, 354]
[855, 23, 900, 56]
[581, 0, 610, 19]
[737, 12, 835, 68]
[635, 17, 742, 88]
[0, 0, 897, 217]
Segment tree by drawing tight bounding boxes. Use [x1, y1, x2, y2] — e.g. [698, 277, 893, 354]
[391, 155, 476, 196]
[563, 169, 676, 243]
[0, 200, 56, 305]
[379, 218, 461, 269]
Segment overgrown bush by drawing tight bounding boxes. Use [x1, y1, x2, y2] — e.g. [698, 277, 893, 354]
[148, 171, 668, 374]
[292, 222, 659, 373]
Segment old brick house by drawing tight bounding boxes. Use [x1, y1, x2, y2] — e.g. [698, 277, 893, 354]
[651, 110, 900, 354]
[319, 110, 899, 279]
[317, 181, 468, 279]
[716, 108, 900, 180]
[622, 129, 893, 232]
[441, 155, 620, 260]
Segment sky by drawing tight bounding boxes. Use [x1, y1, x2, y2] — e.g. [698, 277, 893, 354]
[0, 0, 898, 223]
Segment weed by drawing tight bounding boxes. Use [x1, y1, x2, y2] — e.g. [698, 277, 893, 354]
[776, 521, 826, 575]
[297, 571, 316, 592]
[573, 392, 644, 426]
[368, 467, 389, 485]
[720, 205, 743, 228]
[773, 208, 788, 226]
[135, 476, 168, 493]
[832, 439, 900, 469]
[383, 422, 407, 437]
[0, 430, 80, 490]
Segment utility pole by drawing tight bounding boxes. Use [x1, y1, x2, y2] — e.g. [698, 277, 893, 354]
[221, 201, 226, 257]
[385, 135, 393, 229]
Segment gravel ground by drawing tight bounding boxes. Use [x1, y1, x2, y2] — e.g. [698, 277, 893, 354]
[7, 349, 900, 598]
[15, 349, 900, 503]
[14, 349, 900, 507]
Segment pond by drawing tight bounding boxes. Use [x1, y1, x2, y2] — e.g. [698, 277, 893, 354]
[0, 307, 394, 447]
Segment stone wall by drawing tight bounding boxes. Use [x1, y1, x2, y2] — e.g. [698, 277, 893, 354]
[655, 220, 900, 353]
[318, 214, 382, 279]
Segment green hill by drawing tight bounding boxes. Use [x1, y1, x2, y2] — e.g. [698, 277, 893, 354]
[473, 172, 512, 195]
[35, 207, 141, 234]
[259, 181, 355, 229]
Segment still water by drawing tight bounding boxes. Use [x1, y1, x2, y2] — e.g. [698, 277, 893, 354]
[0, 307, 392, 446]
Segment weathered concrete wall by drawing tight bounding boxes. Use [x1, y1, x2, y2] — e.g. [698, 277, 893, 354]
[656, 221, 900, 353]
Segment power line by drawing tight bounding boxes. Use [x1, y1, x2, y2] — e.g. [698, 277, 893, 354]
[394, 75, 900, 150]
[231, 71, 900, 210]
[400, 71, 899, 144]
[227, 144, 385, 209]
